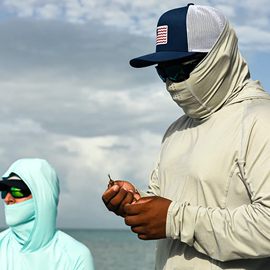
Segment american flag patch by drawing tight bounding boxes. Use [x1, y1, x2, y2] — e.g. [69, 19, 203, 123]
[156, 25, 168, 45]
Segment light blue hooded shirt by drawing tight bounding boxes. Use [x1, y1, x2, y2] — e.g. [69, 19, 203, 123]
[0, 158, 95, 270]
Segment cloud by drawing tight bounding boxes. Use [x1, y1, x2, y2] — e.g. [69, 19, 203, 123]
[2, 0, 36, 17]
[0, 18, 182, 139]
[0, 73, 179, 140]
[0, 0, 269, 230]
[0, 17, 182, 228]
[215, 5, 236, 17]
[0, 18, 156, 88]
[36, 4, 62, 19]
[2, 0, 270, 51]
[54, 131, 163, 228]
[0, 125, 164, 228]
[235, 26, 270, 51]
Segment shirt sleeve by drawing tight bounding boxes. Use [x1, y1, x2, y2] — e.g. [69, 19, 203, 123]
[166, 106, 270, 262]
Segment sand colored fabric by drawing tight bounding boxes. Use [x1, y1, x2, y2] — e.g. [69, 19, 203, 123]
[137, 21, 270, 269]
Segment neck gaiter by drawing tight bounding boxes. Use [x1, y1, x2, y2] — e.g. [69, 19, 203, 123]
[5, 199, 35, 246]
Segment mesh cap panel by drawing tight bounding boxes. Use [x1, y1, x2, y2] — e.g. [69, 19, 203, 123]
[187, 5, 226, 52]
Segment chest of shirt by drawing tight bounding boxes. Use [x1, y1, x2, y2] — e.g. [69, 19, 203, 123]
[158, 106, 250, 208]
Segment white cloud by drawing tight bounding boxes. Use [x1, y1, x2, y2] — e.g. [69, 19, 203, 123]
[235, 26, 270, 51]
[2, 0, 270, 50]
[3, 0, 36, 17]
[0, 18, 182, 228]
[54, 131, 162, 228]
[0, 0, 270, 230]
[215, 5, 235, 17]
[0, 123, 163, 228]
[36, 4, 62, 19]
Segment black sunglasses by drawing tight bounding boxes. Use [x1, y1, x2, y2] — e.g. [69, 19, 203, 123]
[1, 187, 31, 199]
[155, 55, 206, 83]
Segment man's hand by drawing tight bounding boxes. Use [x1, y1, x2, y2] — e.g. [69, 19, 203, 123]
[124, 196, 172, 240]
[102, 181, 141, 217]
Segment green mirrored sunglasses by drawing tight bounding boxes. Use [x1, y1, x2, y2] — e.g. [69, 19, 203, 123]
[1, 187, 31, 199]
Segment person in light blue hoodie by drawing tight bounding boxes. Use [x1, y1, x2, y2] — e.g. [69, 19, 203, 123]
[0, 158, 95, 270]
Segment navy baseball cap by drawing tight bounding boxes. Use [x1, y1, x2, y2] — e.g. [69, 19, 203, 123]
[130, 3, 226, 68]
[0, 175, 29, 191]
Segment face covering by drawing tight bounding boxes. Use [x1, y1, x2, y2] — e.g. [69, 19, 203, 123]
[166, 79, 213, 118]
[166, 22, 251, 120]
[5, 199, 35, 245]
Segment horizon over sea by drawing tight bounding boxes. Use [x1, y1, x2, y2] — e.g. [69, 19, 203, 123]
[0, 228, 156, 270]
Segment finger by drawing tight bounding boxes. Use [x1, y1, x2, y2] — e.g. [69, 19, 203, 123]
[102, 185, 120, 205]
[130, 225, 145, 234]
[116, 191, 134, 216]
[124, 214, 143, 227]
[131, 198, 138, 204]
[114, 181, 124, 187]
[135, 197, 153, 204]
[124, 202, 144, 215]
[138, 234, 150, 241]
[107, 187, 129, 212]
[134, 193, 141, 201]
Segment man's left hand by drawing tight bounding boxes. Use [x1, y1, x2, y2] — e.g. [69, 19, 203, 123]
[124, 196, 172, 240]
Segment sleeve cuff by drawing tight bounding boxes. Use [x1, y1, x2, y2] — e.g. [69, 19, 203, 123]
[166, 200, 198, 246]
[133, 186, 152, 198]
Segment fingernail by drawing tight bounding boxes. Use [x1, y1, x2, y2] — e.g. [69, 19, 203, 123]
[131, 198, 137, 204]
[128, 190, 134, 193]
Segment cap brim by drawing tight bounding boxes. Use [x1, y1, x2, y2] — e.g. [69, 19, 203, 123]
[0, 180, 29, 191]
[129, 51, 198, 68]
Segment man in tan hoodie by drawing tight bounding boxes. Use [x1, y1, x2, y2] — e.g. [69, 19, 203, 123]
[102, 4, 270, 269]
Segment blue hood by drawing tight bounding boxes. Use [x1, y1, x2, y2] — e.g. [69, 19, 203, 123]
[2, 158, 60, 252]
[0, 158, 95, 270]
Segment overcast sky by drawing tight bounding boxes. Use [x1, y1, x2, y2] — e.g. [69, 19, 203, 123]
[0, 0, 270, 229]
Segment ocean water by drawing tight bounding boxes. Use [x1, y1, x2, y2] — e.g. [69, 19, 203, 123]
[0, 228, 156, 269]
[62, 229, 156, 270]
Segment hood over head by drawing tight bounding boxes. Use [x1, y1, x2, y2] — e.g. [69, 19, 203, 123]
[2, 158, 60, 252]
[166, 20, 270, 120]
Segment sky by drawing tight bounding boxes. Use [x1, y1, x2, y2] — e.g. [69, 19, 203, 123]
[0, 0, 270, 229]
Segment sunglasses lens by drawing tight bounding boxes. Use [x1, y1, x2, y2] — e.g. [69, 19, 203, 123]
[1, 191, 8, 199]
[1, 187, 31, 199]
[155, 67, 167, 82]
[10, 187, 25, 198]
[165, 65, 186, 82]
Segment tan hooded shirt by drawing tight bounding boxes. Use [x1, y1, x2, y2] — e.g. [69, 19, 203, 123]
[137, 21, 270, 269]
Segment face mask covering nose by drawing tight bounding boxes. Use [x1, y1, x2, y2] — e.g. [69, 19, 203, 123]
[166, 80, 198, 109]
[5, 199, 35, 245]
[166, 78, 213, 119]
[5, 198, 35, 227]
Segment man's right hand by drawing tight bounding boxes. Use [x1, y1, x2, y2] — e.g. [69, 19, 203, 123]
[102, 181, 140, 217]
